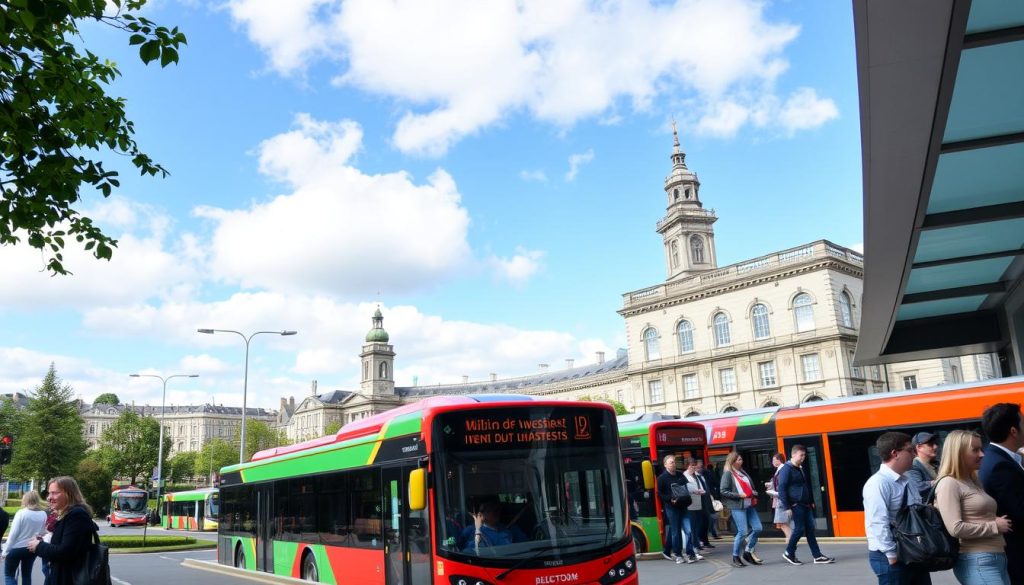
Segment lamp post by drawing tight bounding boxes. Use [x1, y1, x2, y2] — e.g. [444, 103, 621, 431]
[127, 373, 198, 521]
[197, 328, 297, 463]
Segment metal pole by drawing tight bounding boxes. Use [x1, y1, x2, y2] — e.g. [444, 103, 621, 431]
[240, 335, 251, 464]
[155, 377, 167, 517]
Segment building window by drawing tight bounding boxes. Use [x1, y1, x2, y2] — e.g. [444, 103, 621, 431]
[363, 362, 368, 380]
[648, 380, 664, 404]
[719, 368, 737, 394]
[839, 292, 854, 327]
[804, 395, 824, 403]
[976, 354, 995, 379]
[793, 293, 815, 332]
[801, 353, 822, 382]
[872, 365, 882, 381]
[89, 424, 95, 435]
[758, 361, 777, 387]
[903, 375, 918, 390]
[751, 303, 771, 339]
[685, 411, 700, 418]
[849, 351, 862, 378]
[950, 364, 961, 383]
[643, 328, 661, 360]
[677, 320, 694, 353]
[690, 235, 705, 264]
[713, 313, 731, 347]
[722, 406, 738, 413]
[379, 362, 388, 379]
[673, 188, 680, 201]
[616, 389, 625, 404]
[683, 374, 698, 399]
[670, 240, 680, 268]
[763, 400, 779, 407]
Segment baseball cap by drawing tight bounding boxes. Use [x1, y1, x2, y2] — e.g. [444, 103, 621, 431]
[912, 431, 937, 447]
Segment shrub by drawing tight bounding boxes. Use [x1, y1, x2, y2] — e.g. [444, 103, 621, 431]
[100, 535, 196, 548]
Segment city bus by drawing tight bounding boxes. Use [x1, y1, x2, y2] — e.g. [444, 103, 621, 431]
[693, 376, 1024, 537]
[109, 486, 149, 527]
[617, 414, 707, 554]
[161, 488, 219, 531]
[217, 395, 636, 585]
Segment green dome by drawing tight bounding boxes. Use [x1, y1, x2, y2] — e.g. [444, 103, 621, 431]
[366, 327, 390, 342]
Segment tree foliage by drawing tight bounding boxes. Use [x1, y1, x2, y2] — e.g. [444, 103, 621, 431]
[98, 409, 167, 485]
[194, 438, 236, 481]
[93, 393, 120, 406]
[8, 364, 88, 484]
[77, 454, 113, 516]
[577, 395, 630, 416]
[0, 0, 187, 274]
[0, 396, 23, 443]
[165, 450, 197, 484]
[324, 420, 342, 435]
[237, 420, 287, 463]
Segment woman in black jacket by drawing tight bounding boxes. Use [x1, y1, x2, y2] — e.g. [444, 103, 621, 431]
[27, 476, 98, 585]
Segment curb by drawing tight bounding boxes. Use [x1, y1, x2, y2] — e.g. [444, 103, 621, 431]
[638, 537, 869, 561]
[182, 559, 311, 585]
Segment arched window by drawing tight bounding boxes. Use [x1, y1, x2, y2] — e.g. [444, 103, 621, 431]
[713, 312, 731, 347]
[839, 291, 853, 327]
[685, 411, 701, 418]
[690, 235, 705, 264]
[670, 240, 680, 268]
[379, 362, 388, 379]
[793, 293, 815, 332]
[751, 303, 771, 339]
[763, 400, 779, 408]
[722, 406, 738, 413]
[677, 320, 694, 353]
[643, 328, 660, 360]
[673, 188, 680, 201]
[803, 395, 824, 403]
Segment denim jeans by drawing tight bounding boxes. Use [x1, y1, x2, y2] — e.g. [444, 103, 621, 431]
[681, 510, 696, 556]
[687, 509, 707, 549]
[4, 547, 36, 585]
[785, 504, 822, 558]
[868, 550, 932, 585]
[730, 506, 762, 557]
[953, 552, 1010, 585]
[663, 506, 683, 557]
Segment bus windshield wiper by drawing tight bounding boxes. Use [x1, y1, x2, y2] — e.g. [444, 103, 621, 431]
[495, 538, 607, 581]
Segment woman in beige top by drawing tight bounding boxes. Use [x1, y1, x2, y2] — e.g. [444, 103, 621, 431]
[934, 430, 1012, 585]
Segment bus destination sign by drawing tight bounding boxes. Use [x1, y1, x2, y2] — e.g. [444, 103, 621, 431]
[656, 428, 705, 447]
[441, 408, 606, 450]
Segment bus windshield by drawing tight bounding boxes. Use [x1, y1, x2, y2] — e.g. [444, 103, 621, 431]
[116, 492, 148, 513]
[207, 493, 219, 517]
[433, 406, 626, 565]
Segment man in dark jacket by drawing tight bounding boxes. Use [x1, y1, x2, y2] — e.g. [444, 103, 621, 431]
[656, 454, 689, 563]
[777, 444, 833, 566]
[979, 403, 1024, 585]
[904, 431, 939, 500]
[695, 459, 719, 544]
[0, 506, 9, 541]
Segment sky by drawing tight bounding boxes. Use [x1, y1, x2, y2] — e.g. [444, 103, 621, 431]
[0, 0, 864, 411]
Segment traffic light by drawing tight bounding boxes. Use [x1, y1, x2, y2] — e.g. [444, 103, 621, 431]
[0, 435, 12, 465]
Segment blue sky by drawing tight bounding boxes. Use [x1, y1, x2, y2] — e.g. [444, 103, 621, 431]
[0, 0, 863, 410]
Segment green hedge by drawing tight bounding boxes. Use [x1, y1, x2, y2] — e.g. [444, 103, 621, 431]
[100, 535, 196, 548]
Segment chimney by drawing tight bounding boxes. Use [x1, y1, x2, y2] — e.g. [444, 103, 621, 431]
[539, 364, 549, 372]
[565, 359, 575, 369]
[280, 397, 287, 411]
[596, 351, 605, 364]
[289, 396, 295, 411]
[490, 373, 497, 382]
[462, 375, 469, 384]
[311, 380, 318, 396]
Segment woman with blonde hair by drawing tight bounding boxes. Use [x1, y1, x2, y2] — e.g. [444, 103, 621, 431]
[3, 491, 48, 585]
[27, 477, 99, 585]
[720, 451, 763, 568]
[934, 430, 1012, 585]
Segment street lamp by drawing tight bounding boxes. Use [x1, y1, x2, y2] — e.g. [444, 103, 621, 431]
[127, 373, 198, 517]
[197, 328, 297, 463]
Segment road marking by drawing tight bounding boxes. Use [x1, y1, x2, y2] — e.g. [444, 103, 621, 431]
[111, 577, 132, 585]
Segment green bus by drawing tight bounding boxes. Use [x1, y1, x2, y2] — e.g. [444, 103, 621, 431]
[617, 414, 708, 554]
[161, 487, 219, 531]
[217, 395, 637, 585]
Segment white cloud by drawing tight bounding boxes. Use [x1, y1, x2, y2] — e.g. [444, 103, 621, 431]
[195, 114, 473, 296]
[519, 169, 548, 182]
[488, 248, 545, 286]
[565, 150, 595, 182]
[694, 87, 838, 138]
[777, 87, 840, 135]
[229, 0, 834, 155]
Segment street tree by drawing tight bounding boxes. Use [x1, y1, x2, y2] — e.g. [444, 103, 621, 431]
[77, 454, 114, 516]
[0, 396, 23, 444]
[324, 420, 342, 435]
[1, 0, 187, 275]
[93, 393, 120, 406]
[8, 364, 88, 484]
[195, 439, 236, 482]
[236, 420, 288, 462]
[577, 395, 630, 416]
[165, 450, 197, 484]
[98, 410, 168, 485]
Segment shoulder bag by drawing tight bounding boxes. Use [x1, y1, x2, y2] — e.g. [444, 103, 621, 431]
[669, 482, 692, 509]
[891, 479, 958, 572]
[72, 528, 112, 585]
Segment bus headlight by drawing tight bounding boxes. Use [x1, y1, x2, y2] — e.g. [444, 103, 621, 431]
[598, 557, 636, 585]
[449, 576, 492, 585]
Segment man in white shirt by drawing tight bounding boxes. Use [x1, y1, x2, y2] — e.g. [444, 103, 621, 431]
[862, 431, 931, 585]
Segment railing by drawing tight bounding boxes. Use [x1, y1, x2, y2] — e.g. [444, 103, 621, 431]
[624, 240, 862, 308]
[655, 207, 716, 231]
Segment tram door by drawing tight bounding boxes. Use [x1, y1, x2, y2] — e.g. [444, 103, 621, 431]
[255, 484, 274, 572]
[382, 465, 431, 585]
[783, 435, 833, 536]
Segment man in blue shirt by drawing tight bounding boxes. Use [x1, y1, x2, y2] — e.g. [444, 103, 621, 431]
[863, 431, 930, 585]
[462, 500, 528, 553]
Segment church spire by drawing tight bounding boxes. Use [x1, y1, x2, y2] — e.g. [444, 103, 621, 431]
[671, 119, 687, 168]
[658, 122, 718, 280]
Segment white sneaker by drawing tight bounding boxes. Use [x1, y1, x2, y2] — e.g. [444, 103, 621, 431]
[693, 553, 705, 561]
[675, 555, 684, 564]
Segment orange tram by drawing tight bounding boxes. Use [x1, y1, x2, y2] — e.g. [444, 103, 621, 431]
[689, 376, 1024, 538]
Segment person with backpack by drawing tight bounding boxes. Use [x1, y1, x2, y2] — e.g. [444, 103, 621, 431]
[27, 476, 100, 585]
[656, 454, 690, 564]
[863, 431, 931, 585]
[934, 430, 1012, 585]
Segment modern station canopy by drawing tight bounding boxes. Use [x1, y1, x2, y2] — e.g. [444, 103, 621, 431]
[853, 0, 1024, 374]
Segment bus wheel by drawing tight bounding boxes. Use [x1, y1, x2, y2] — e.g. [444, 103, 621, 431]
[301, 551, 319, 582]
[631, 527, 646, 556]
[234, 544, 246, 569]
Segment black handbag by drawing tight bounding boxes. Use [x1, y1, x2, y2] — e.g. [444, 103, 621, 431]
[891, 479, 958, 572]
[669, 483, 692, 509]
[72, 528, 112, 585]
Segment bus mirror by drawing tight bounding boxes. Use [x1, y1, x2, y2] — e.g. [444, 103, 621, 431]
[408, 468, 427, 511]
[641, 460, 655, 490]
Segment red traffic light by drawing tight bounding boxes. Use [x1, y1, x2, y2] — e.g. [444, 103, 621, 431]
[0, 435, 11, 446]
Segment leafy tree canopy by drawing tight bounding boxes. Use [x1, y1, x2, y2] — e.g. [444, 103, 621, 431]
[236, 419, 288, 463]
[324, 420, 342, 435]
[77, 454, 113, 516]
[165, 450, 197, 484]
[577, 395, 630, 416]
[1, 0, 187, 274]
[98, 409, 168, 486]
[93, 392, 120, 406]
[9, 364, 88, 484]
[195, 438, 236, 482]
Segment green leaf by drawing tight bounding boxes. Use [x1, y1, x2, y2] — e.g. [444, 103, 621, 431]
[139, 40, 160, 64]
[160, 46, 178, 67]
[128, 33, 146, 46]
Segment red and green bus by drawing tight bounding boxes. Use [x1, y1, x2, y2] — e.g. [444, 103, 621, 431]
[109, 486, 149, 527]
[217, 395, 637, 585]
[617, 414, 707, 554]
[161, 488, 219, 531]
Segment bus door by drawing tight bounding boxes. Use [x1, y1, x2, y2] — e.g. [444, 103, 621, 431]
[255, 484, 274, 572]
[782, 436, 833, 536]
[196, 499, 204, 530]
[382, 464, 431, 585]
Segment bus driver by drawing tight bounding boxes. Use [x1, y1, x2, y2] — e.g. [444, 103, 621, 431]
[462, 500, 528, 552]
